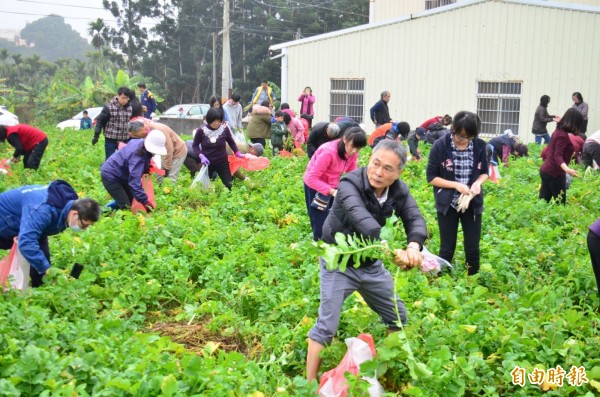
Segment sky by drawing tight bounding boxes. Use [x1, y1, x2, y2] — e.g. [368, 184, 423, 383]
[0, 0, 157, 42]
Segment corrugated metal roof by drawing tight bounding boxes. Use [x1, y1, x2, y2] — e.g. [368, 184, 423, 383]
[269, 0, 600, 51]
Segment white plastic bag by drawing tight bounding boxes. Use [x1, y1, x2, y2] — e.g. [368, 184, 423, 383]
[234, 131, 247, 144]
[420, 246, 453, 274]
[152, 153, 162, 169]
[0, 239, 30, 292]
[191, 165, 210, 189]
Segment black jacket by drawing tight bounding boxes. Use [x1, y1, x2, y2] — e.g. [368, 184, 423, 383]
[307, 122, 335, 158]
[426, 133, 489, 216]
[322, 167, 427, 267]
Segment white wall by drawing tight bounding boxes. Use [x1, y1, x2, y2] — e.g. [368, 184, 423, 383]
[280, 0, 600, 142]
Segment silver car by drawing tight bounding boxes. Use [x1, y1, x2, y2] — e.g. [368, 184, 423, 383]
[156, 104, 210, 120]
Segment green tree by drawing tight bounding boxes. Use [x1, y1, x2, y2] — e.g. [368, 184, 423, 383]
[88, 18, 107, 50]
[100, 0, 163, 76]
[20, 15, 93, 61]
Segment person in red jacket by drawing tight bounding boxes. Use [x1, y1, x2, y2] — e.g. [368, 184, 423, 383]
[0, 124, 48, 170]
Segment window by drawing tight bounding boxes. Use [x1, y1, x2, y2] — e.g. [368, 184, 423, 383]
[330, 79, 365, 123]
[476, 81, 522, 136]
[425, 0, 455, 10]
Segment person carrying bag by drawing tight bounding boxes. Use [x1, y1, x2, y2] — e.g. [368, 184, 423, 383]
[303, 127, 367, 240]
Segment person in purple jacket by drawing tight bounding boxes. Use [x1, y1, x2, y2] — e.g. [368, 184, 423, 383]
[588, 218, 600, 310]
[192, 107, 244, 190]
[100, 130, 167, 211]
[538, 108, 582, 204]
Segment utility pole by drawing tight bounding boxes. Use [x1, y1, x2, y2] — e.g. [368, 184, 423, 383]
[212, 32, 217, 97]
[221, 0, 232, 100]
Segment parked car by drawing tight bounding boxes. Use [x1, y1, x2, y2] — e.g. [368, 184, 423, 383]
[0, 106, 19, 126]
[155, 104, 210, 121]
[56, 107, 103, 130]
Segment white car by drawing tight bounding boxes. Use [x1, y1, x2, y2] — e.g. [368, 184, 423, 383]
[0, 106, 19, 126]
[56, 107, 103, 130]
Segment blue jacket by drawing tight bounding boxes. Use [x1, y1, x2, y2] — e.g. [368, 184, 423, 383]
[80, 117, 92, 130]
[426, 133, 489, 216]
[140, 90, 157, 118]
[0, 180, 78, 274]
[100, 138, 151, 204]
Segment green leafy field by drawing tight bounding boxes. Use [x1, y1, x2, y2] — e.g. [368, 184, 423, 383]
[0, 128, 599, 396]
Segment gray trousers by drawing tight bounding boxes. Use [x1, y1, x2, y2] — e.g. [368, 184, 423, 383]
[308, 258, 407, 346]
[156, 154, 186, 183]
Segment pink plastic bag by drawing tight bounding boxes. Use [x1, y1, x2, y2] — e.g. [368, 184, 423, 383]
[0, 239, 30, 292]
[318, 334, 383, 397]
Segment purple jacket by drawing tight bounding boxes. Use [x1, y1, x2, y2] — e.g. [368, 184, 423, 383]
[100, 138, 151, 204]
[590, 218, 600, 237]
[192, 124, 238, 164]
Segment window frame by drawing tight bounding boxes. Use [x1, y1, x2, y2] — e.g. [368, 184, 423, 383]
[329, 78, 365, 123]
[476, 81, 522, 138]
[424, 0, 456, 10]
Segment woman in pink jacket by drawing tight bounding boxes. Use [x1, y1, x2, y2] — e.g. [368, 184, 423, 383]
[283, 113, 305, 147]
[303, 126, 367, 240]
[298, 86, 316, 128]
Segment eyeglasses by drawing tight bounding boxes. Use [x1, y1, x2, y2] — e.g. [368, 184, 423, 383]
[76, 216, 93, 230]
[454, 133, 474, 142]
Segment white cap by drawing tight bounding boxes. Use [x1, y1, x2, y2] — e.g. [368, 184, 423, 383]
[504, 129, 514, 136]
[144, 130, 167, 155]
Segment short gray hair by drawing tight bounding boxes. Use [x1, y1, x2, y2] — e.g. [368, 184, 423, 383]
[381, 90, 390, 99]
[128, 120, 145, 133]
[372, 139, 407, 170]
[326, 123, 340, 138]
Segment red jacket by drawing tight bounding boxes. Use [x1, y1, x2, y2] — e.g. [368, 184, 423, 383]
[6, 124, 47, 151]
[368, 123, 393, 146]
[540, 129, 574, 177]
[420, 116, 442, 130]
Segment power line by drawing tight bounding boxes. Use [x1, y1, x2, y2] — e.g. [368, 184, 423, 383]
[247, 0, 367, 17]
[0, 10, 157, 26]
[16, 0, 105, 10]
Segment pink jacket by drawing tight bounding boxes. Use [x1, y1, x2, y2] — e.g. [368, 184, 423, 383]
[282, 108, 296, 119]
[303, 139, 358, 195]
[298, 94, 315, 116]
[288, 117, 305, 144]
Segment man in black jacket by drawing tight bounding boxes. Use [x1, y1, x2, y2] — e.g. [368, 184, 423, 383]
[306, 139, 427, 382]
[369, 90, 391, 127]
[306, 122, 340, 158]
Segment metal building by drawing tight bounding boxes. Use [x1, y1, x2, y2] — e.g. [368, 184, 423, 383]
[270, 0, 600, 141]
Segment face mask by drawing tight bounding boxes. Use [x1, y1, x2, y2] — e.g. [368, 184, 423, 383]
[70, 215, 84, 233]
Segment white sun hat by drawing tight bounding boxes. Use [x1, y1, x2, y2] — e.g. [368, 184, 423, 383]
[144, 130, 167, 155]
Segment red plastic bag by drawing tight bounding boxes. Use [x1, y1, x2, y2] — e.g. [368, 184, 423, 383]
[318, 334, 383, 397]
[228, 155, 270, 174]
[228, 155, 249, 175]
[131, 174, 156, 214]
[0, 158, 13, 176]
[279, 150, 293, 158]
[489, 164, 501, 183]
[0, 239, 30, 292]
[243, 156, 270, 171]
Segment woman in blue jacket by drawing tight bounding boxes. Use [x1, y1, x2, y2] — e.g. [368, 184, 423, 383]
[426, 111, 489, 275]
[100, 130, 167, 210]
[0, 180, 100, 287]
